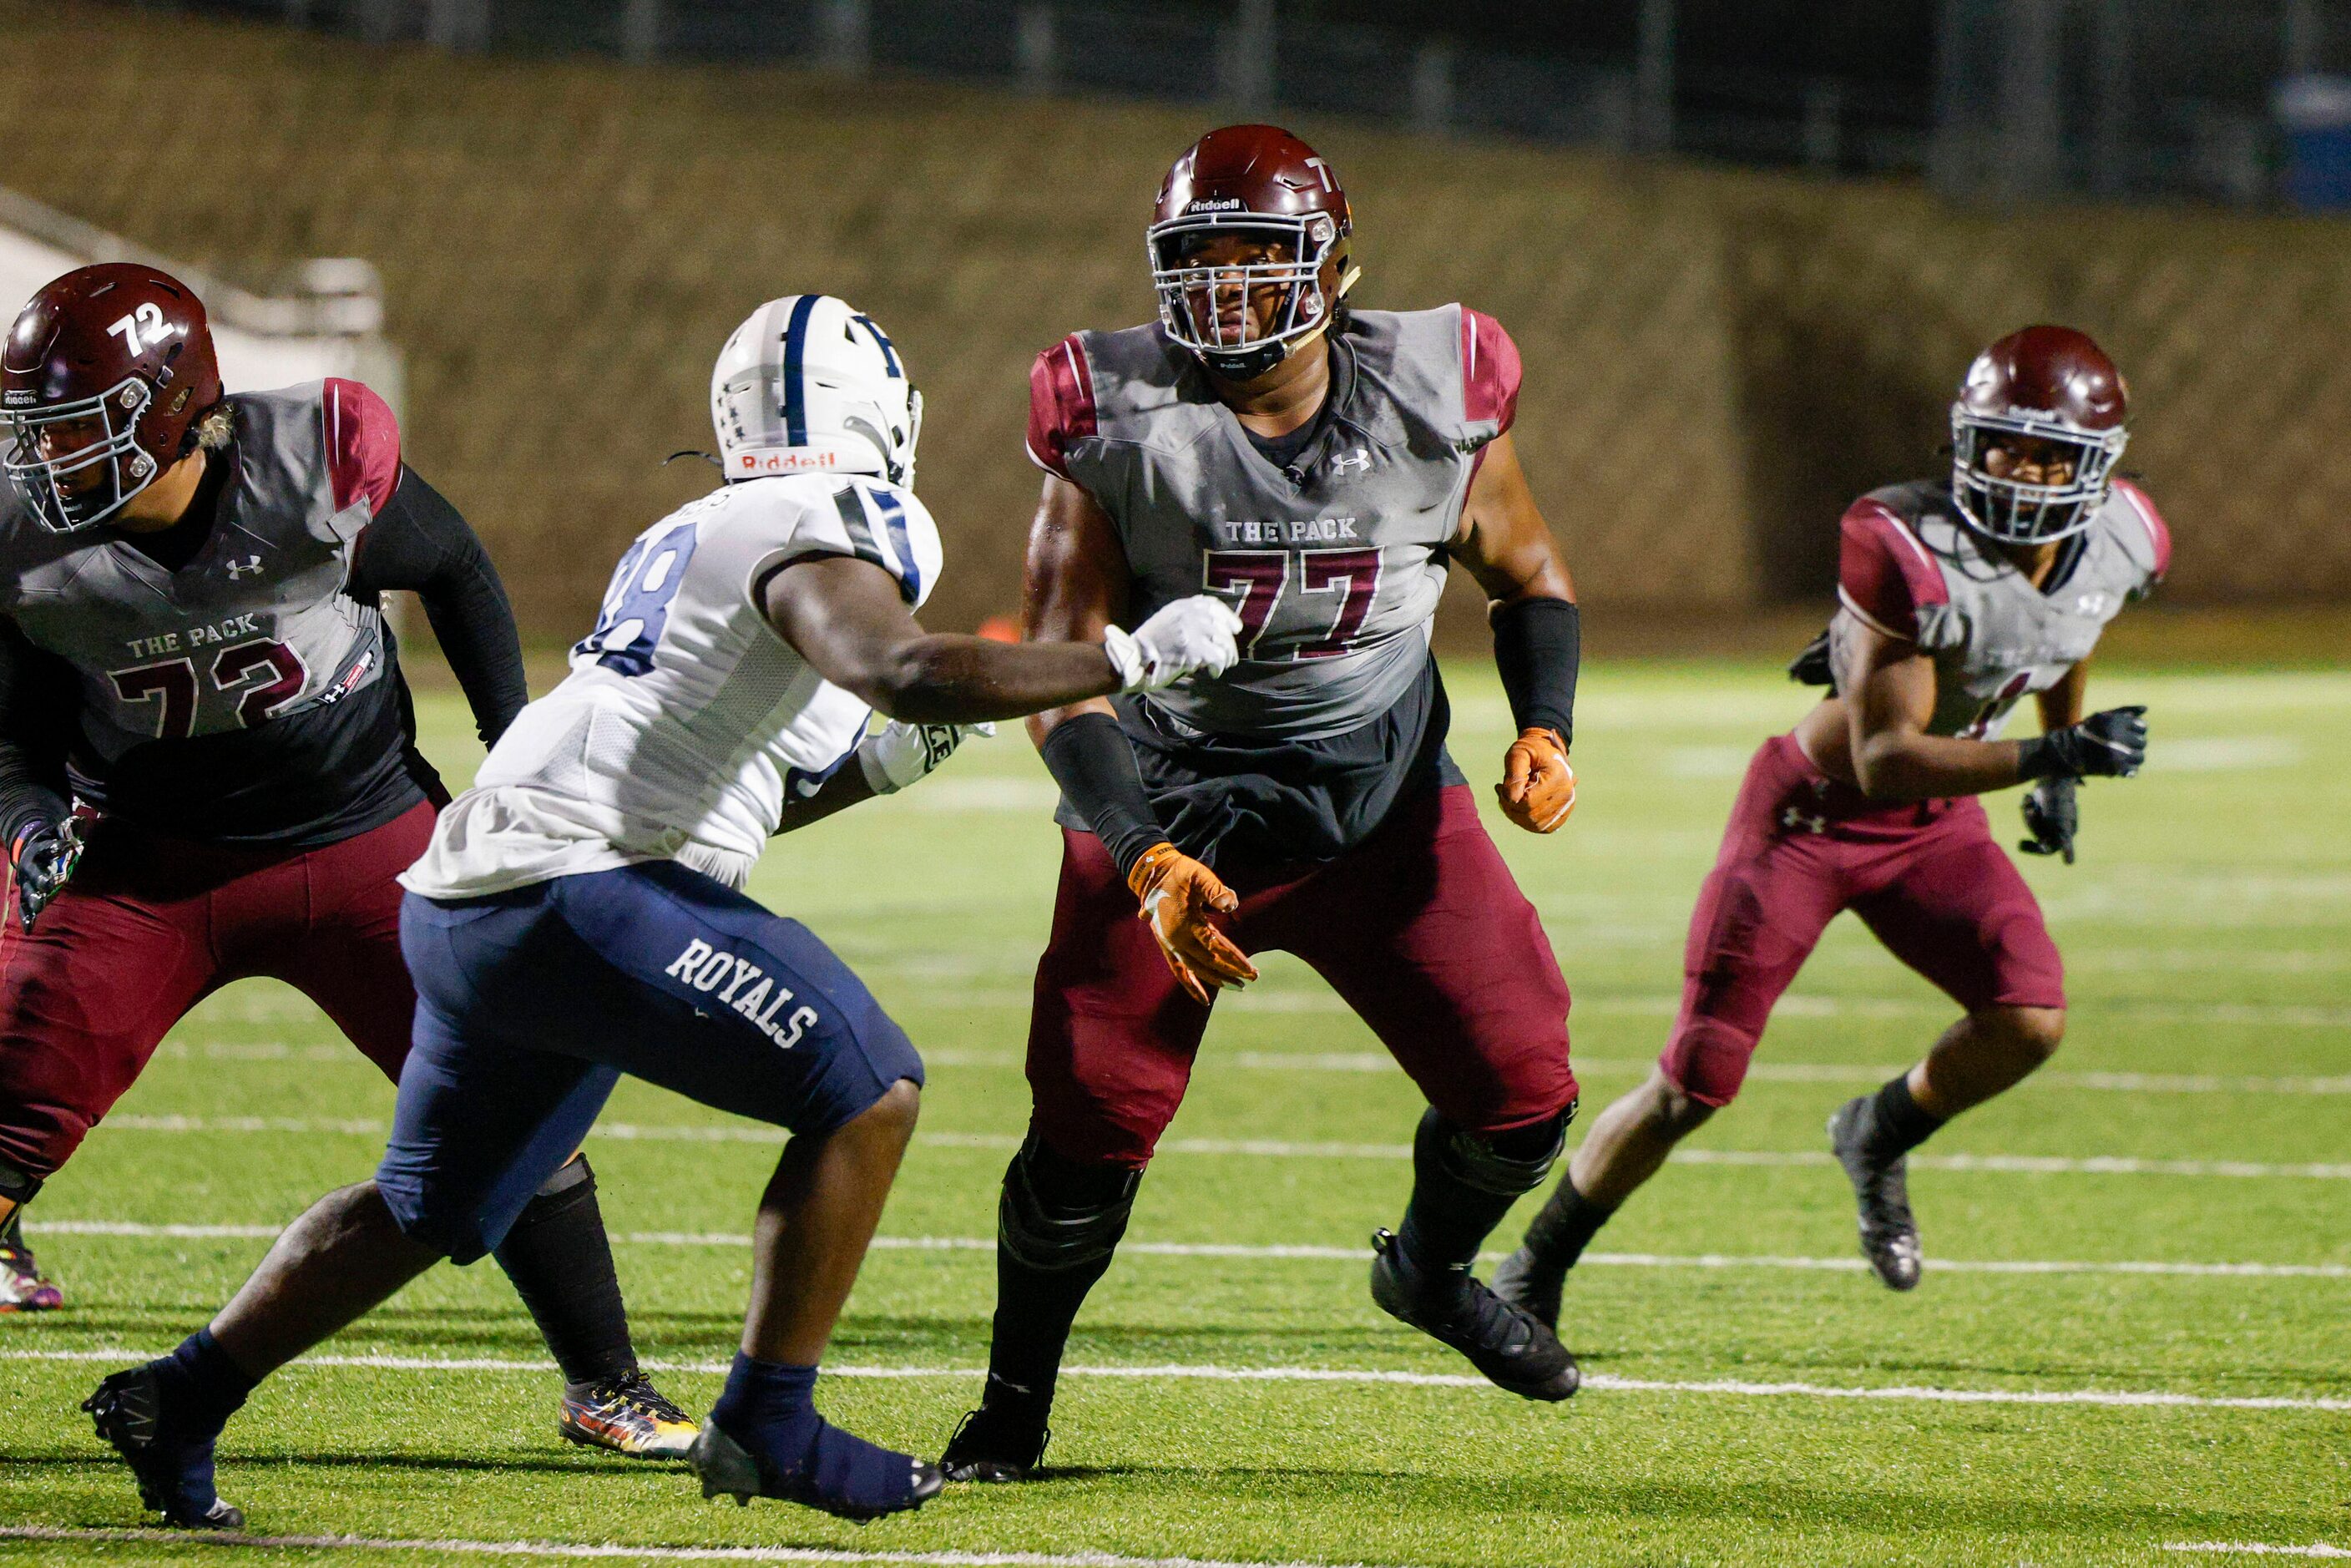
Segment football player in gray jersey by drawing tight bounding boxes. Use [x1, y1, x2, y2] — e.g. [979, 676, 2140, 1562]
[944, 125, 1591, 1482]
[0, 264, 695, 1475]
[1493, 326, 2168, 1319]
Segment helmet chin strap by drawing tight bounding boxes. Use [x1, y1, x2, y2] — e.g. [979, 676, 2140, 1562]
[1201, 314, 1336, 385]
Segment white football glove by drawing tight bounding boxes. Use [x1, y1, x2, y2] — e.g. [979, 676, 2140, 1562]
[1104, 595, 1244, 694]
[857, 719, 995, 795]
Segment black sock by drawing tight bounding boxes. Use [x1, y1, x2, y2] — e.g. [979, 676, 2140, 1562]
[983, 1137, 1138, 1417]
[1395, 1110, 1565, 1293]
[984, 1247, 1119, 1416]
[1519, 1176, 1618, 1272]
[1863, 1073, 1946, 1162]
[492, 1156, 638, 1388]
[159, 1328, 259, 1436]
[0, 1205, 23, 1252]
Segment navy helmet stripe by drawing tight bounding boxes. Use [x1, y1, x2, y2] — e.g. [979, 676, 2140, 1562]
[852, 313, 902, 377]
[872, 488, 921, 603]
[780, 294, 821, 448]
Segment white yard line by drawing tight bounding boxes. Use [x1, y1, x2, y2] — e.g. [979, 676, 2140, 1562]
[910, 991, 2351, 1029]
[89, 1115, 2351, 1179]
[0, 1528, 1403, 1568]
[29, 1220, 2350, 1281]
[7, 1348, 2344, 1413]
[149, 1040, 2351, 1095]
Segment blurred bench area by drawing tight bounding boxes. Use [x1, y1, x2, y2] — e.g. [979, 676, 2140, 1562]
[4, 0, 2348, 652]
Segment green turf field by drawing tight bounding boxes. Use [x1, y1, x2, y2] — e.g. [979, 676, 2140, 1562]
[3, 660, 2346, 1567]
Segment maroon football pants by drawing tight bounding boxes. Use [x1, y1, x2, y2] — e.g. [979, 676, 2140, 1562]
[1026, 783, 1578, 1168]
[1660, 734, 2066, 1108]
[0, 801, 435, 1181]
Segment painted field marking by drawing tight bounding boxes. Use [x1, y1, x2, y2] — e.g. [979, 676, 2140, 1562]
[2164, 1546, 2351, 1560]
[150, 1039, 2351, 1095]
[28, 1221, 2350, 1282]
[91, 1115, 2351, 1179]
[0, 1527, 1399, 1568]
[1211, 1054, 2351, 1096]
[8, 1348, 2345, 1414]
[904, 990, 2351, 1029]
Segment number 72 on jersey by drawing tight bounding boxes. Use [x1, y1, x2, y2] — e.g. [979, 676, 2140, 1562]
[1202, 546, 1382, 661]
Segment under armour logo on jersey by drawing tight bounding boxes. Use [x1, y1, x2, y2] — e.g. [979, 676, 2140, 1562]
[2073, 591, 2112, 615]
[225, 554, 265, 579]
[1331, 448, 1371, 476]
[1780, 805, 1828, 836]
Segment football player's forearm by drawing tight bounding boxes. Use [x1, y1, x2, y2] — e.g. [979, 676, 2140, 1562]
[2036, 661, 2088, 733]
[1852, 731, 2025, 801]
[359, 468, 530, 744]
[0, 737, 65, 851]
[1037, 710, 1166, 877]
[0, 640, 65, 847]
[867, 635, 1119, 726]
[769, 766, 879, 837]
[1491, 596, 1579, 747]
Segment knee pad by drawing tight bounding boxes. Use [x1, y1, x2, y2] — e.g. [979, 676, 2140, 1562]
[999, 1130, 1141, 1273]
[1415, 1104, 1574, 1199]
[0, 1159, 42, 1206]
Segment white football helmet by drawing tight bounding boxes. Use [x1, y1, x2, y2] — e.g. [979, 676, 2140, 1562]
[711, 295, 922, 488]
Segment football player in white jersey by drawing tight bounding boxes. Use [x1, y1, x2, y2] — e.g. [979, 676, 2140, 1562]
[1492, 326, 2166, 1319]
[85, 296, 1242, 1529]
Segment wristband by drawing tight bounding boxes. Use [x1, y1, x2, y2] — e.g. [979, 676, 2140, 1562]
[1492, 597, 1580, 749]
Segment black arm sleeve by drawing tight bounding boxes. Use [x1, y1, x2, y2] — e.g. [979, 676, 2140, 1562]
[347, 465, 529, 748]
[1491, 596, 1580, 748]
[0, 627, 70, 853]
[1038, 711, 1168, 881]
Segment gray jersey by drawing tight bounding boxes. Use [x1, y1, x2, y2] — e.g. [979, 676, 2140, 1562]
[1030, 306, 1521, 741]
[1831, 478, 2172, 739]
[0, 381, 395, 766]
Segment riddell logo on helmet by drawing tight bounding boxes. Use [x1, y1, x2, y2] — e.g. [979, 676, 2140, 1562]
[1, 390, 33, 408]
[739, 451, 838, 472]
[1187, 197, 1246, 213]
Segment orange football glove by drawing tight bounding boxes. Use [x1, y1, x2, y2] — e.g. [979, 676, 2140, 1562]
[1496, 726, 1576, 833]
[1127, 842, 1259, 1006]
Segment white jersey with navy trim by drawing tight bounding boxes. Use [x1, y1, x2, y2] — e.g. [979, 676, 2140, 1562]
[402, 473, 943, 898]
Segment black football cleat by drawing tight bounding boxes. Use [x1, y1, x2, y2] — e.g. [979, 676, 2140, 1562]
[1369, 1229, 1579, 1402]
[938, 1384, 1052, 1484]
[1828, 1096, 1924, 1291]
[689, 1414, 942, 1523]
[1486, 1244, 1565, 1333]
[82, 1364, 245, 1530]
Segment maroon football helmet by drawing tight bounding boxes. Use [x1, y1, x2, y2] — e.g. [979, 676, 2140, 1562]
[3, 262, 224, 533]
[1949, 325, 2130, 544]
[1148, 124, 1359, 381]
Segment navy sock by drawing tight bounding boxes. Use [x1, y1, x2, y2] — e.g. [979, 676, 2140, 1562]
[710, 1353, 821, 1453]
[159, 1329, 257, 1436]
[1864, 1073, 1946, 1161]
[710, 1353, 923, 1511]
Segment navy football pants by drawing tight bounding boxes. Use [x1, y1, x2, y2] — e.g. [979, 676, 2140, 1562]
[378, 859, 923, 1263]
